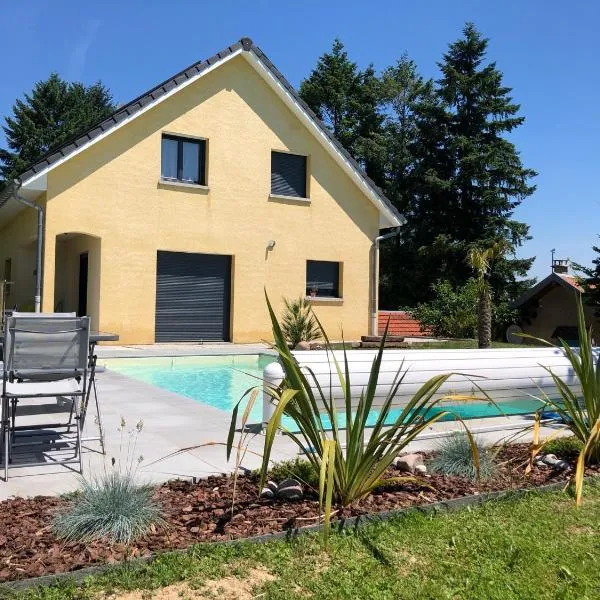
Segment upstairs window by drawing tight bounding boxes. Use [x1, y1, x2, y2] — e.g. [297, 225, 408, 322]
[161, 134, 206, 185]
[271, 151, 307, 198]
[306, 260, 341, 298]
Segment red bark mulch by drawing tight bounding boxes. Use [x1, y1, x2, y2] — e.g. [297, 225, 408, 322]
[0, 444, 596, 583]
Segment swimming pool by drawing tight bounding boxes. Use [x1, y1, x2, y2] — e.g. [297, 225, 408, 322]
[104, 354, 275, 423]
[104, 354, 548, 428]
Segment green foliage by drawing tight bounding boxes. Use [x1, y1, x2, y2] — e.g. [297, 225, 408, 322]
[299, 39, 386, 184]
[573, 237, 600, 317]
[410, 278, 519, 341]
[229, 292, 467, 525]
[52, 471, 163, 544]
[302, 26, 536, 310]
[527, 295, 600, 505]
[410, 279, 479, 339]
[0, 73, 115, 181]
[280, 296, 320, 348]
[542, 436, 584, 460]
[267, 457, 320, 490]
[429, 432, 497, 480]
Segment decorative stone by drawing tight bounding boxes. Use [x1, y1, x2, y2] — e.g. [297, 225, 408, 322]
[394, 453, 425, 473]
[277, 478, 303, 501]
[295, 341, 311, 351]
[541, 454, 560, 466]
[260, 487, 275, 499]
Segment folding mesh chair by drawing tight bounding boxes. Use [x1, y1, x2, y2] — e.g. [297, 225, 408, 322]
[1, 315, 90, 480]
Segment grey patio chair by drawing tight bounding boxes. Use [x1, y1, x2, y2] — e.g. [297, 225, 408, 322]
[1, 315, 90, 480]
[2, 311, 105, 454]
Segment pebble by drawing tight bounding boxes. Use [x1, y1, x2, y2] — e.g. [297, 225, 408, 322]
[260, 487, 275, 500]
[394, 453, 425, 473]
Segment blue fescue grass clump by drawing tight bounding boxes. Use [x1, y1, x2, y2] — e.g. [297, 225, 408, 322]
[53, 417, 164, 545]
[429, 432, 497, 480]
[52, 471, 164, 544]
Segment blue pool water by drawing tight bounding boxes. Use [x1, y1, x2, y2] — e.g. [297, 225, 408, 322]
[104, 354, 274, 422]
[105, 354, 550, 429]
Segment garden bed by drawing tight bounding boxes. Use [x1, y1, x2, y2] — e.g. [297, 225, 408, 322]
[0, 444, 597, 583]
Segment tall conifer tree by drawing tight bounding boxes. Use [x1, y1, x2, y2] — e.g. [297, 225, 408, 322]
[0, 73, 115, 182]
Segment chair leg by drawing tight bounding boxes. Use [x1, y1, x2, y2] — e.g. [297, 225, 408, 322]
[93, 379, 106, 455]
[3, 400, 9, 482]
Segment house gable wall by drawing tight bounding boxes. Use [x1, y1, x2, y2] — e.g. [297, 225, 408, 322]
[38, 55, 379, 343]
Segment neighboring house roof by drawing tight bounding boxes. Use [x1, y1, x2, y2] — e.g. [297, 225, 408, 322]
[512, 272, 583, 308]
[378, 311, 431, 337]
[0, 37, 403, 228]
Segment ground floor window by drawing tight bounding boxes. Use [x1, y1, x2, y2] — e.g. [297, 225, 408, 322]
[306, 260, 341, 298]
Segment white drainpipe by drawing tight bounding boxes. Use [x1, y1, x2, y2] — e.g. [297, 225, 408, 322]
[370, 228, 401, 337]
[11, 180, 44, 313]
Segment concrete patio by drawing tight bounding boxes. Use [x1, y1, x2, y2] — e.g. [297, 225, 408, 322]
[0, 343, 566, 500]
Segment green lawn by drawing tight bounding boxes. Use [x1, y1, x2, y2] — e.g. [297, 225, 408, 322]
[17, 482, 600, 600]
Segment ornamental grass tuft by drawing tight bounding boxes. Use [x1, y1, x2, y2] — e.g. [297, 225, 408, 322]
[429, 432, 497, 480]
[53, 418, 164, 544]
[53, 471, 164, 544]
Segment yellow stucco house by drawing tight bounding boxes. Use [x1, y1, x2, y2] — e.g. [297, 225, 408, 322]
[0, 38, 403, 344]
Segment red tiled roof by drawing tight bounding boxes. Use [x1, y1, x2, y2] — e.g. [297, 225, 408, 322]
[378, 311, 431, 337]
[559, 274, 584, 292]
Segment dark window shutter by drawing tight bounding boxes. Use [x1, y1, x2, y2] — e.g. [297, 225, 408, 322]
[306, 260, 340, 297]
[271, 151, 307, 198]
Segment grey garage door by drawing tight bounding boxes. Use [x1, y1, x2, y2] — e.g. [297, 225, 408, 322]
[155, 251, 231, 342]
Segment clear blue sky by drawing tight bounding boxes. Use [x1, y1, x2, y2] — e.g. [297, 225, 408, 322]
[2, 0, 598, 281]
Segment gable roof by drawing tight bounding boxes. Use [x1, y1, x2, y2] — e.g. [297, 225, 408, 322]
[512, 272, 583, 308]
[0, 37, 403, 228]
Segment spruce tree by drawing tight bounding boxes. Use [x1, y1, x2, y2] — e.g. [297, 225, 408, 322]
[299, 40, 386, 185]
[0, 73, 115, 182]
[389, 23, 536, 308]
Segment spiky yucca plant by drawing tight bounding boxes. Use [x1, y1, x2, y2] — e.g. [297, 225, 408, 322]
[281, 296, 320, 348]
[228, 292, 480, 544]
[526, 294, 600, 505]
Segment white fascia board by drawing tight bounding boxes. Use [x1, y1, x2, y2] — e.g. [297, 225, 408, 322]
[19, 48, 244, 191]
[243, 52, 403, 228]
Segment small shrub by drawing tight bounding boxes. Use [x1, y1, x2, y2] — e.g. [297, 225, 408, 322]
[543, 436, 584, 460]
[429, 432, 497, 480]
[53, 471, 164, 544]
[267, 457, 319, 489]
[281, 296, 320, 348]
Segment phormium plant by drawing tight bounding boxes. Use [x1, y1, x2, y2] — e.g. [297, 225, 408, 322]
[228, 292, 480, 543]
[526, 294, 600, 505]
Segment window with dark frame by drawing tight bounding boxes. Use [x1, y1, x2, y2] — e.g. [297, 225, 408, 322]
[161, 134, 206, 185]
[306, 260, 341, 298]
[271, 151, 307, 198]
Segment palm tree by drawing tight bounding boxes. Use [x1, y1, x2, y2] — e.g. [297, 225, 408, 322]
[467, 243, 506, 349]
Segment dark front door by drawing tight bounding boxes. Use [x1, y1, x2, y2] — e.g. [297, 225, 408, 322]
[78, 252, 88, 317]
[155, 251, 231, 342]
